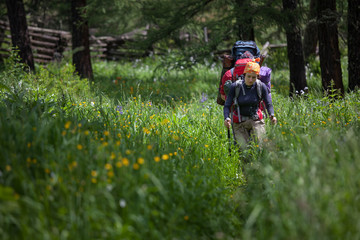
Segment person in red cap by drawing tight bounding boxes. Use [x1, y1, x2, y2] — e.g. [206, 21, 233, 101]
[224, 61, 277, 150]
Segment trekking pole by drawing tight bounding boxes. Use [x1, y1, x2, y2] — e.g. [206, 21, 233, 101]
[227, 128, 231, 156]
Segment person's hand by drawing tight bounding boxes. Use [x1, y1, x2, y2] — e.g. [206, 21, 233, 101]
[270, 116, 277, 125]
[224, 118, 231, 128]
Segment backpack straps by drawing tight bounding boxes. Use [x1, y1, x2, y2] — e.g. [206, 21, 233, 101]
[234, 79, 262, 100]
[255, 79, 262, 100]
[234, 80, 245, 102]
[232, 79, 268, 120]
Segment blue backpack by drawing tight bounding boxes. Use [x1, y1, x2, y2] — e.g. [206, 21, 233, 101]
[231, 40, 260, 61]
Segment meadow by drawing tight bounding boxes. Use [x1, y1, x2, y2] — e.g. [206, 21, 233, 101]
[0, 51, 359, 240]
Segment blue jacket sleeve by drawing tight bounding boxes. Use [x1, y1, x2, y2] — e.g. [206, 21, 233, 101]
[223, 82, 236, 119]
[261, 82, 274, 116]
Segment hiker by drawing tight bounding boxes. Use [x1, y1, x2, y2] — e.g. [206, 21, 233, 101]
[217, 40, 261, 106]
[224, 61, 277, 149]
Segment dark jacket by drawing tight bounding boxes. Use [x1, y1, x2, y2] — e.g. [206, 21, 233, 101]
[224, 81, 274, 120]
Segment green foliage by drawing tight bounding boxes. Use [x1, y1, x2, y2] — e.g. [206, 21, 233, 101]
[265, 47, 289, 71]
[237, 91, 360, 239]
[86, 0, 144, 35]
[0, 51, 92, 121]
[23, 0, 71, 30]
[1, 55, 359, 239]
[305, 55, 322, 90]
[0, 56, 241, 239]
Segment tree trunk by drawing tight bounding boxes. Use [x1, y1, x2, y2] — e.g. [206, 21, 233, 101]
[348, 0, 360, 91]
[234, 0, 255, 40]
[71, 0, 93, 80]
[5, 0, 35, 71]
[303, 0, 318, 61]
[317, 0, 344, 95]
[282, 0, 307, 96]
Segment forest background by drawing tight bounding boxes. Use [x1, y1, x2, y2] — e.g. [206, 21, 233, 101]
[0, 0, 360, 239]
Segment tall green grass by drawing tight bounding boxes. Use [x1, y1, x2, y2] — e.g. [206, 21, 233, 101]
[238, 91, 360, 239]
[0, 54, 241, 239]
[0, 52, 359, 239]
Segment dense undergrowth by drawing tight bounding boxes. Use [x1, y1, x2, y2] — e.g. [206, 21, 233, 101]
[0, 52, 359, 239]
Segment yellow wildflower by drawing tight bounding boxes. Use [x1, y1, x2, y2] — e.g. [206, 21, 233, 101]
[161, 119, 170, 125]
[65, 121, 71, 129]
[137, 158, 145, 165]
[105, 163, 112, 170]
[107, 171, 114, 178]
[5, 165, 11, 172]
[122, 158, 129, 166]
[133, 163, 140, 170]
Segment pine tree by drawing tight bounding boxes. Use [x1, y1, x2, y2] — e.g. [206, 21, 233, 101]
[348, 0, 360, 91]
[5, 0, 35, 71]
[234, 0, 255, 40]
[303, 0, 318, 61]
[317, 0, 344, 95]
[71, 0, 93, 80]
[282, 0, 307, 96]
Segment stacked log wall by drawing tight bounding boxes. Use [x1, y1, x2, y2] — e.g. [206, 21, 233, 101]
[0, 20, 148, 64]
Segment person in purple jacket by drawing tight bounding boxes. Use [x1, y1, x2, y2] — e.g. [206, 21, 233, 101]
[224, 61, 277, 149]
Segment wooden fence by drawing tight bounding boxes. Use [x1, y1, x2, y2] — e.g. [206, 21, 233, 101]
[0, 20, 71, 63]
[0, 20, 149, 64]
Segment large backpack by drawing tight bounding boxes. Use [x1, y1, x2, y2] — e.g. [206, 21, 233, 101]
[231, 40, 260, 61]
[259, 66, 272, 100]
[216, 40, 261, 105]
[217, 56, 260, 105]
[230, 57, 254, 80]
